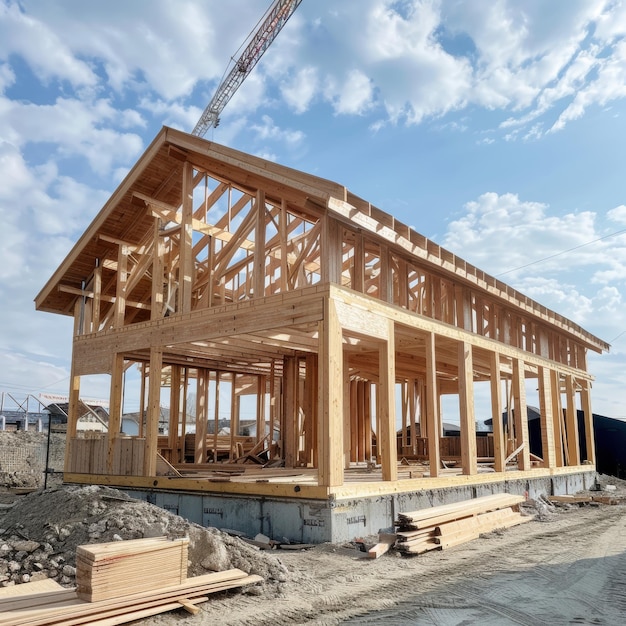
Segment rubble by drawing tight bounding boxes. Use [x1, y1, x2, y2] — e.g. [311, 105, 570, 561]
[0, 484, 288, 594]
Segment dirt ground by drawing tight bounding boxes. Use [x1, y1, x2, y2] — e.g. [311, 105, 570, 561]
[139, 476, 626, 626]
[2, 475, 626, 624]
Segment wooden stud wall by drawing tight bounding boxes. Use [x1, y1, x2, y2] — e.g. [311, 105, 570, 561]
[52, 134, 603, 492]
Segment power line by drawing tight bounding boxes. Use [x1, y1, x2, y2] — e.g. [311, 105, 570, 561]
[496, 226, 626, 277]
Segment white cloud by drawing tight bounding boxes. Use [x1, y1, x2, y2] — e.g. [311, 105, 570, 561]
[441, 191, 626, 331]
[281, 66, 319, 114]
[608, 205, 626, 224]
[326, 69, 374, 116]
[249, 115, 305, 147]
[0, 1, 97, 88]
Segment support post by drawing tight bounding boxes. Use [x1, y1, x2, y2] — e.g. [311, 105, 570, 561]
[379, 320, 397, 481]
[458, 341, 477, 475]
[143, 347, 162, 476]
[538, 366, 557, 468]
[107, 353, 124, 473]
[425, 332, 440, 477]
[489, 351, 505, 473]
[317, 299, 344, 487]
[565, 374, 580, 465]
[512, 358, 531, 470]
[581, 379, 595, 464]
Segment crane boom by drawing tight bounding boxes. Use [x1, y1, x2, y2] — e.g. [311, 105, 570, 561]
[192, 0, 303, 137]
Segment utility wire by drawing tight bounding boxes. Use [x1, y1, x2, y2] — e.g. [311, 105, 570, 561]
[496, 226, 626, 277]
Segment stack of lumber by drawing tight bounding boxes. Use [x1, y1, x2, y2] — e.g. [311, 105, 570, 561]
[0, 537, 263, 625]
[394, 493, 531, 555]
[76, 536, 188, 602]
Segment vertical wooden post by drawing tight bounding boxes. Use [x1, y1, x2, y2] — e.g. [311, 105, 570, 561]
[317, 299, 344, 487]
[565, 374, 580, 465]
[114, 245, 128, 328]
[282, 356, 298, 468]
[214, 372, 221, 463]
[230, 372, 238, 460]
[179, 161, 194, 314]
[350, 380, 358, 463]
[322, 215, 342, 284]
[195, 370, 208, 464]
[379, 245, 393, 303]
[458, 341, 477, 476]
[489, 351, 505, 473]
[379, 320, 397, 481]
[354, 234, 364, 294]
[254, 190, 266, 298]
[581, 379, 595, 464]
[512, 358, 531, 470]
[169, 365, 181, 460]
[425, 332, 440, 477]
[107, 353, 124, 474]
[550, 370, 564, 466]
[151, 219, 164, 321]
[92, 260, 102, 331]
[343, 352, 351, 469]
[143, 347, 162, 476]
[138, 363, 146, 439]
[538, 366, 557, 468]
[64, 358, 81, 473]
[280, 200, 288, 292]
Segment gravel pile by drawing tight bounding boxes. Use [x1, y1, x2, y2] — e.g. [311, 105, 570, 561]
[0, 485, 288, 594]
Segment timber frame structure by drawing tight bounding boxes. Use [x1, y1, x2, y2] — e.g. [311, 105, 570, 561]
[36, 126, 608, 506]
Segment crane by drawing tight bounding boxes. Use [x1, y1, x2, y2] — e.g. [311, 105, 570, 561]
[192, 0, 303, 137]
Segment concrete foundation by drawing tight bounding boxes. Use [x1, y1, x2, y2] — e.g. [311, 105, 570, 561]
[125, 469, 597, 543]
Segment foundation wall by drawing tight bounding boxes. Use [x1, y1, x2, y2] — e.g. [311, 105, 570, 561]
[124, 469, 597, 543]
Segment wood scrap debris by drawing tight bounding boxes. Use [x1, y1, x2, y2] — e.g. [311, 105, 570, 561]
[0, 537, 262, 626]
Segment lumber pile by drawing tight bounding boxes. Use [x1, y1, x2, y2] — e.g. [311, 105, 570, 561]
[394, 493, 531, 555]
[76, 536, 188, 601]
[0, 537, 263, 625]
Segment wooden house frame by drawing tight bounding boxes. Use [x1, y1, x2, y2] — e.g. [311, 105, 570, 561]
[36, 126, 608, 507]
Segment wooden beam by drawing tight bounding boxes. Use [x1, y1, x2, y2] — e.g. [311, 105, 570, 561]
[511, 358, 531, 470]
[195, 370, 208, 464]
[581, 379, 595, 464]
[282, 356, 298, 468]
[107, 353, 124, 473]
[317, 299, 344, 487]
[565, 374, 580, 466]
[254, 190, 266, 298]
[179, 161, 194, 314]
[425, 332, 440, 477]
[379, 320, 397, 481]
[489, 351, 505, 473]
[144, 346, 163, 476]
[458, 341, 477, 476]
[538, 366, 557, 468]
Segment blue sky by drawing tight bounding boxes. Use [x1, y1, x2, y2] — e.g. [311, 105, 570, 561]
[1, 0, 626, 420]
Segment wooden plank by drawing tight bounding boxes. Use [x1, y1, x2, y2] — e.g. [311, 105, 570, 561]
[458, 341, 477, 476]
[379, 320, 397, 481]
[425, 332, 440, 477]
[490, 351, 505, 473]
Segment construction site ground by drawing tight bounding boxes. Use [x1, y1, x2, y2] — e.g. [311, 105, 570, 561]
[1, 431, 625, 624]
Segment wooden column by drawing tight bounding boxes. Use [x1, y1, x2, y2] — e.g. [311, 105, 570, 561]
[107, 353, 124, 473]
[550, 370, 564, 466]
[64, 356, 81, 473]
[143, 347, 162, 476]
[317, 299, 344, 487]
[378, 320, 397, 481]
[113, 245, 128, 328]
[458, 341, 477, 476]
[565, 374, 580, 465]
[489, 351, 505, 473]
[169, 365, 181, 461]
[353, 234, 364, 294]
[538, 366, 557, 468]
[179, 161, 194, 314]
[230, 372, 238, 460]
[254, 190, 266, 298]
[151, 219, 164, 321]
[512, 358, 531, 470]
[425, 332, 440, 477]
[581, 379, 595, 464]
[214, 372, 221, 463]
[282, 356, 298, 468]
[343, 352, 351, 469]
[195, 370, 208, 464]
[92, 260, 102, 331]
[322, 215, 342, 285]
